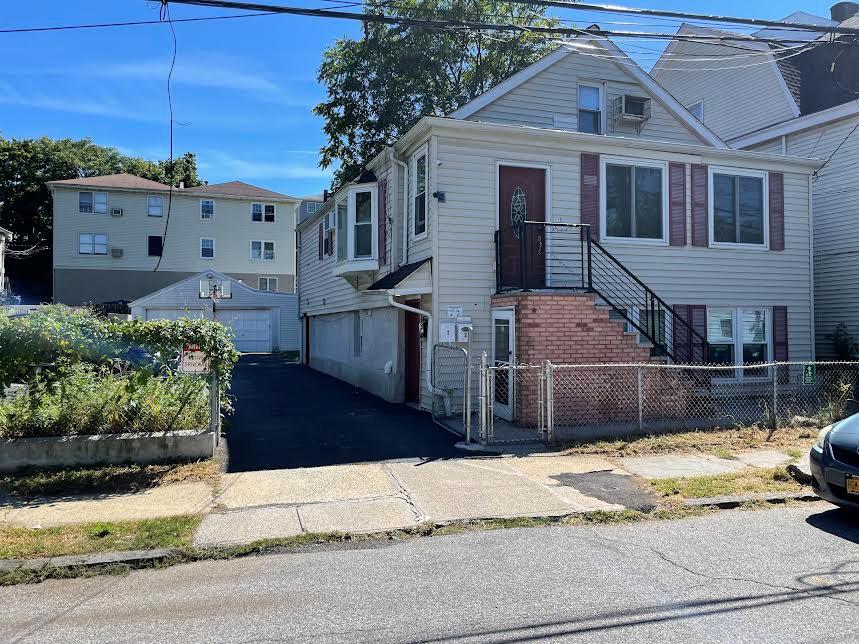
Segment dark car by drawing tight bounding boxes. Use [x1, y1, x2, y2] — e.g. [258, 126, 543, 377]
[809, 414, 859, 509]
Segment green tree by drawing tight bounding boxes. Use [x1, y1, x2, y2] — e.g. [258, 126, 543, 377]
[315, 1, 559, 186]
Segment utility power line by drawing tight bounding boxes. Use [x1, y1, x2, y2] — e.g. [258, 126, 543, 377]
[172, 0, 859, 37]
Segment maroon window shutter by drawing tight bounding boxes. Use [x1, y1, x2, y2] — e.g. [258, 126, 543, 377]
[580, 153, 600, 240]
[318, 222, 323, 260]
[773, 306, 788, 361]
[378, 179, 387, 264]
[669, 163, 687, 246]
[672, 304, 691, 363]
[689, 305, 708, 363]
[691, 164, 708, 247]
[327, 230, 334, 257]
[769, 172, 785, 251]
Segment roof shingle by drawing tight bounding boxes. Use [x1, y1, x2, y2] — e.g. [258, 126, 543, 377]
[47, 173, 171, 190]
[184, 181, 295, 201]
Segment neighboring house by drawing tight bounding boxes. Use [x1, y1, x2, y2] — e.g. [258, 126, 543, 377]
[48, 174, 300, 305]
[296, 30, 819, 413]
[298, 194, 325, 224]
[653, 3, 859, 357]
[0, 226, 12, 294]
[129, 271, 299, 353]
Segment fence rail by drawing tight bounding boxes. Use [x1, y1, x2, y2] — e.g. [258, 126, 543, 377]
[454, 356, 859, 447]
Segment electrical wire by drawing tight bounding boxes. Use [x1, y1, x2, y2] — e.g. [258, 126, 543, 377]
[0, 11, 278, 34]
[153, 1, 178, 273]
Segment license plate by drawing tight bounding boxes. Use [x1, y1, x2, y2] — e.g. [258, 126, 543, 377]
[847, 477, 859, 495]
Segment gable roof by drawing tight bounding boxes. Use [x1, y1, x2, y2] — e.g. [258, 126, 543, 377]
[729, 99, 859, 148]
[184, 181, 296, 201]
[47, 173, 171, 191]
[651, 23, 801, 121]
[129, 270, 289, 308]
[450, 34, 727, 149]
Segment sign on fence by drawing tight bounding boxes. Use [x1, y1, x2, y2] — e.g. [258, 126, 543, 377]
[180, 343, 210, 374]
[803, 364, 816, 385]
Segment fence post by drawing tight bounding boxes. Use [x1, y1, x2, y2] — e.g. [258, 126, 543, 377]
[464, 351, 471, 444]
[479, 352, 488, 445]
[545, 360, 555, 444]
[772, 363, 779, 431]
[637, 365, 644, 431]
[209, 372, 220, 454]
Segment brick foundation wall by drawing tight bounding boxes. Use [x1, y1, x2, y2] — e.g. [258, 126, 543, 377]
[490, 292, 691, 426]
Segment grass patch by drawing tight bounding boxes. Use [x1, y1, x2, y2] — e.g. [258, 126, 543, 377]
[278, 350, 300, 362]
[0, 515, 200, 560]
[0, 460, 217, 498]
[558, 425, 817, 458]
[649, 466, 806, 499]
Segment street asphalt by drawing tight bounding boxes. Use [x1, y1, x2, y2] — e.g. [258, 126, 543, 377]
[2, 503, 857, 643]
[224, 355, 462, 472]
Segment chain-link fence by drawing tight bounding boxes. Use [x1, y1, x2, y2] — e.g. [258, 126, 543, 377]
[432, 344, 475, 441]
[451, 358, 859, 447]
[549, 361, 859, 443]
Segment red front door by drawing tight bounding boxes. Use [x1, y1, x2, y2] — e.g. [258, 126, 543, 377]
[404, 301, 421, 403]
[498, 165, 546, 289]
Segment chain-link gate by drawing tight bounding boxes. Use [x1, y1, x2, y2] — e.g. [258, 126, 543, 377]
[481, 362, 548, 445]
[432, 344, 476, 442]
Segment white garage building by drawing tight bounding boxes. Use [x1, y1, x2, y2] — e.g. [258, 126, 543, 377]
[130, 271, 299, 353]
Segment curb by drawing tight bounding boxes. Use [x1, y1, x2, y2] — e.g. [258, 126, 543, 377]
[683, 491, 820, 509]
[0, 548, 181, 574]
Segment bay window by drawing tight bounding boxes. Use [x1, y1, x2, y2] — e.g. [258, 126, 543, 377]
[710, 168, 767, 247]
[603, 158, 667, 242]
[332, 183, 379, 274]
[707, 307, 771, 379]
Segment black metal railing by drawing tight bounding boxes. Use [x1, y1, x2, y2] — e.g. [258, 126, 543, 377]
[495, 221, 709, 363]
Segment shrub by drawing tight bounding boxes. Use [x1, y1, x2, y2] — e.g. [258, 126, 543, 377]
[826, 323, 859, 361]
[0, 363, 209, 439]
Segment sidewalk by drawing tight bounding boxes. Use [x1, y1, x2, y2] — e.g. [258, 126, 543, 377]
[0, 447, 810, 546]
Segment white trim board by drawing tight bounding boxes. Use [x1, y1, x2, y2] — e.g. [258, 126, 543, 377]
[729, 100, 859, 149]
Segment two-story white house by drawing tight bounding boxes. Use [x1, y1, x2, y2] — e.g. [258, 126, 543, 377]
[296, 30, 820, 416]
[48, 174, 300, 304]
[652, 3, 859, 357]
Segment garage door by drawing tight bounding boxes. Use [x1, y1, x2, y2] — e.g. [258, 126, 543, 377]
[217, 309, 272, 353]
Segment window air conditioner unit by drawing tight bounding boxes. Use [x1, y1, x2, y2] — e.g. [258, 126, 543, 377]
[110, 207, 124, 217]
[110, 247, 124, 258]
[611, 95, 652, 133]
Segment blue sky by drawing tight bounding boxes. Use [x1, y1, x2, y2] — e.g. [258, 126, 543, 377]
[0, 1, 838, 197]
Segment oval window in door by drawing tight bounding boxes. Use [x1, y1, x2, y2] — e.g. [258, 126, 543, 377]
[511, 186, 527, 238]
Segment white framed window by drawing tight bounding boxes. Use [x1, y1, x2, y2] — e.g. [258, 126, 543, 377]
[306, 202, 319, 214]
[251, 203, 276, 222]
[578, 83, 603, 135]
[336, 200, 348, 261]
[333, 183, 379, 264]
[147, 195, 163, 217]
[707, 307, 771, 380]
[251, 240, 275, 261]
[79, 233, 108, 255]
[200, 238, 215, 259]
[412, 146, 428, 239]
[258, 276, 278, 291]
[200, 199, 214, 219]
[79, 191, 108, 214]
[708, 167, 768, 249]
[601, 156, 668, 244]
[687, 100, 704, 122]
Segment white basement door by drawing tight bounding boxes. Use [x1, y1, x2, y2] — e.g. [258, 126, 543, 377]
[216, 309, 272, 353]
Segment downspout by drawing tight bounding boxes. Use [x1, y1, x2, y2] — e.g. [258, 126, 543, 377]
[387, 292, 449, 408]
[393, 155, 409, 266]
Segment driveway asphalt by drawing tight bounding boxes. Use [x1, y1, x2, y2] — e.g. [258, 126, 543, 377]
[223, 355, 462, 472]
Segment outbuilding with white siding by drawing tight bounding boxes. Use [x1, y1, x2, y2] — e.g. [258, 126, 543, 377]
[130, 271, 299, 353]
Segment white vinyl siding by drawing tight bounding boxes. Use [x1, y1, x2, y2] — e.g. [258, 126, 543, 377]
[466, 50, 704, 146]
[433, 129, 814, 365]
[747, 116, 859, 357]
[653, 38, 797, 140]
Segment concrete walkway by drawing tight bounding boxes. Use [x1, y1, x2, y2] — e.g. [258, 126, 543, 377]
[0, 447, 806, 539]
